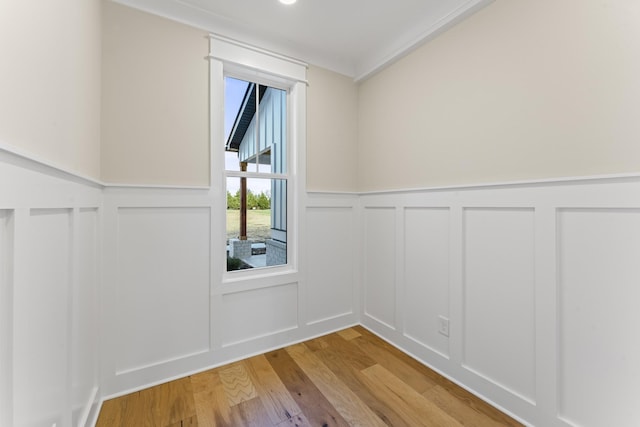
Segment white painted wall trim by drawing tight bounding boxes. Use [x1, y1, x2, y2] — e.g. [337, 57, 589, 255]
[0, 155, 102, 426]
[113, 0, 492, 82]
[208, 34, 308, 85]
[5, 137, 639, 427]
[358, 172, 640, 195]
[99, 185, 359, 399]
[359, 176, 640, 427]
[208, 33, 308, 69]
[0, 140, 103, 188]
[101, 172, 640, 194]
[353, 0, 494, 82]
[104, 183, 211, 190]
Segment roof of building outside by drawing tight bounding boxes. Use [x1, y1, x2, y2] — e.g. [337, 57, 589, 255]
[226, 83, 267, 152]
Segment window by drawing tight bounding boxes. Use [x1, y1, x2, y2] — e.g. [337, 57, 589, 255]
[225, 79, 288, 271]
[208, 35, 307, 277]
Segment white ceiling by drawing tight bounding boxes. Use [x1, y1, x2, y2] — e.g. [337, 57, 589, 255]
[114, 0, 492, 81]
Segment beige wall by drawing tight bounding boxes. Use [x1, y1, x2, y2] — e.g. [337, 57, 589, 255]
[101, 1, 209, 185]
[307, 66, 358, 192]
[0, 0, 102, 178]
[5, 1, 637, 191]
[358, 0, 640, 191]
[101, 3, 359, 190]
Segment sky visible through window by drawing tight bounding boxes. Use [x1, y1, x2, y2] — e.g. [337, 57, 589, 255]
[224, 77, 248, 176]
[224, 77, 273, 194]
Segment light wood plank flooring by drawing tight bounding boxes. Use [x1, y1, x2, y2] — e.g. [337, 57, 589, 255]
[97, 326, 523, 427]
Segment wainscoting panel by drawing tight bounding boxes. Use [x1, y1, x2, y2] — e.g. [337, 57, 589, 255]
[1, 149, 102, 427]
[221, 283, 299, 347]
[360, 177, 640, 427]
[306, 207, 355, 324]
[101, 190, 359, 402]
[7, 143, 640, 427]
[463, 208, 536, 404]
[363, 207, 397, 329]
[557, 208, 640, 427]
[72, 209, 100, 426]
[115, 207, 211, 374]
[0, 210, 12, 427]
[14, 209, 71, 427]
[403, 207, 450, 358]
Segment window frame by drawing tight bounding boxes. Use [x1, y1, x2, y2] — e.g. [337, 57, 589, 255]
[208, 34, 307, 285]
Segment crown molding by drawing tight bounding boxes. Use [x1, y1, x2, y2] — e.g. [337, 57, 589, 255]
[353, 0, 494, 82]
[111, 0, 355, 77]
[111, 0, 492, 81]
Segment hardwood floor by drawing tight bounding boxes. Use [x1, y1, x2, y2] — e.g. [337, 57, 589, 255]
[97, 326, 523, 427]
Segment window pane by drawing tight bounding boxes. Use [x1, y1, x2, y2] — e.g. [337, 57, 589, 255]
[224, 77, 249, 142]
[267, 86, 287, 174]
[226, 177, 287, 271]
[224, 78, 286, 174]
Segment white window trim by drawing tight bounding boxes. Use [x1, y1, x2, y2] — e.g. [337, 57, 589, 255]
[208, 34, 307, 287]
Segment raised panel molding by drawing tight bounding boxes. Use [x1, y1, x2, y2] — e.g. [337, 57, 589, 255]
[72, 209, 100, 426]
[0, 150, 103, 427]
[115, 207, 211, 374]
[0, 210, 13, 427]
[221, 283, 298, 347]
[363, 207, 397, 329]
[102, 190, 359, 401]
[403, 207, 450, 358]
[14, 209, 72, 426]
[306, 207, 355, 324]
[462, 208, 536, 404]
[5, 147, 640, 427]
[557, 209, 640, 427]
[361, 180, 640, 427]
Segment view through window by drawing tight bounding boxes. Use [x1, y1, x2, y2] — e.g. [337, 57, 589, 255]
[225, 77, 288, 271]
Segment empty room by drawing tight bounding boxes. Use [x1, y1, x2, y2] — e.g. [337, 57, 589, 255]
[1, 0, 639, 426]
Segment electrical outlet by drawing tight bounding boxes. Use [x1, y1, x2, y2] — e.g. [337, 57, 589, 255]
[438, 315, 450, 337]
